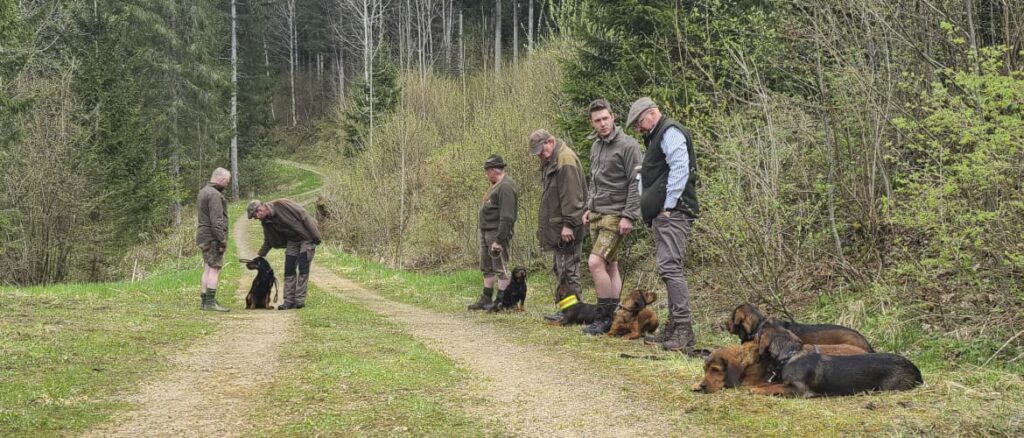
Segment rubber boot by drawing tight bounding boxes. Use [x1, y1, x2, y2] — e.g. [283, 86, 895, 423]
[200, 288, 229, 312]
[294, 272, 309, 309]
[583, 298, 617, 335]
[468, 287, 494, 310]
[644, 319, 676, 345]
[279, 276, 297, 310]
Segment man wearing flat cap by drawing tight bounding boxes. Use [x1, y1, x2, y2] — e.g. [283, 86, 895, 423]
[528, 129, 588, 322]
[626, 97, 702, 355]
[248, 198, 322, 310]
[469, 154, 520, 311]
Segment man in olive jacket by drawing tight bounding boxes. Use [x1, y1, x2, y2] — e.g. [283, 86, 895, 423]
[529, 129, 588, 321]
[626, 97, 702, 355]
[581, 99, 643, 335]
[196, 167, 232, 312]
[248, 198, 322, 310]
[468, 154, 520, 311]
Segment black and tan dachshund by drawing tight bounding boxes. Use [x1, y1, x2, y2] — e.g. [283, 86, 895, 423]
[727, 303, 874, 352]
[750, 351, 923, 397]
[548, 283, 603, 326]
[488, 266, 528, 313]
[242, 257, 277, 309]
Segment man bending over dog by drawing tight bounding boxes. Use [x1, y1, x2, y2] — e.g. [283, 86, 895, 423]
[468, 155, 520, 311]
[248, 198, 322, 310]
[197, 167, 232, 312]
[581, 98, 643, 336]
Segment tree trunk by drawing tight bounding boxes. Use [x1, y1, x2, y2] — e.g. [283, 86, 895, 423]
[494, 0, 502, 73]
[230, 0, 239, 200]
[528, 0, 534, 53]
[513, 0, 519, 63]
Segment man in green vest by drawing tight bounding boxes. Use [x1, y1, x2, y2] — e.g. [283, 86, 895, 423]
[626, 97, 702, 356]
[468, 154, 520, 311]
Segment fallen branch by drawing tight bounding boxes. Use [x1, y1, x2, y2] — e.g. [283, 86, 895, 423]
[982, 329, 1024, 367]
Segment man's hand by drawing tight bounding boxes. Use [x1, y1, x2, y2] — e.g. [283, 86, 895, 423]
[582, 210, 590, 226]
[618, 217, 634, 235]
[490, 241, 503, 253]
[560, 226, 575, 242]
[218, 242, 226, 253]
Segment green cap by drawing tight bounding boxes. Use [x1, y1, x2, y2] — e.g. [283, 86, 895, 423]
[484, 154, 507, 169]
[528, 129, 553, 155]
[626, 97, 657, 128]
[246, 200, 262, 219]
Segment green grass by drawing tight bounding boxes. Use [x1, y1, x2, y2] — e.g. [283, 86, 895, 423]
[0, 264, 240, 436]
[315, 248, 1024, 436]
[253, 284, 495, 437]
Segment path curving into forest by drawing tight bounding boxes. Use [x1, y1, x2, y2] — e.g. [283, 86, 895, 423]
[83, 213, 294, 438]
[310, 265, 690, 437]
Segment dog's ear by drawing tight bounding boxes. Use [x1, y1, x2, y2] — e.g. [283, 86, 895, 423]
[643, 291, 657, 305]
[741, 307, 761, 339]
[724, 360, 743, 388]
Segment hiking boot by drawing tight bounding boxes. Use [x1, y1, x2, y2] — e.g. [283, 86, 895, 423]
[278, 303, 296, 310]
[200, 289, 229, 312]
[662, 320, 699, 355]
[583, 299, 617, 336]
[468, 287, 494, 310]
[644, 319, 676, 345]
[486, 289, 506, 313]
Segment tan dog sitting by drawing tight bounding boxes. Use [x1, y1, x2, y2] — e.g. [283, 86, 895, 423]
[607, 289, 659, 340]
[692, 342, 769, 393]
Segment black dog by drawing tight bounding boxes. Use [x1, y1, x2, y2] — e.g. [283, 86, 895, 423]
[242, 257, 277, 309]
[488, 266, 528, 313]
[728, 303, 875, 352]
[548, 283, 602, 326]
[751, 351, 923, 397]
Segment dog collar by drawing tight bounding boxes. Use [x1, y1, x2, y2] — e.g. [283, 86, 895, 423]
[558, 295, 579, 310]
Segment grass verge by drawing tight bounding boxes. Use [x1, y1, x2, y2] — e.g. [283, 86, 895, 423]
[315, 248, 1024, 436]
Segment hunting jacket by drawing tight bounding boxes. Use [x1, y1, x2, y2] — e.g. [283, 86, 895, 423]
[257, 199, 322, 257]
[196, 182, 228, 247]
[479, 174, 520, 244]
[587, 126, 642, 221]
[537, 140, 587, 249]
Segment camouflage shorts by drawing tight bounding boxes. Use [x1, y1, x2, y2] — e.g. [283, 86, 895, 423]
[589, 213, 624, 262]
[199, 241, 224, 269]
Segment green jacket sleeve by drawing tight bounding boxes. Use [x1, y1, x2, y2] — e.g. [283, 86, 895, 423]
[557, 164, 586, 228]
[495, 183, 517, 242]
[622, 144, 643, 221]
[257, 223, 272, 257]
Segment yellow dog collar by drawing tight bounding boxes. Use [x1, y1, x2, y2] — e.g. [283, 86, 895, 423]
[558, 295, 579, 310]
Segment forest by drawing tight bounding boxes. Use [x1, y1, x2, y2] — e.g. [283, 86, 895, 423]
[2, 0, 1023, 363]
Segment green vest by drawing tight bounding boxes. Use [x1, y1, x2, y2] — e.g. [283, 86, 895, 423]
[639, 116, 699, 224]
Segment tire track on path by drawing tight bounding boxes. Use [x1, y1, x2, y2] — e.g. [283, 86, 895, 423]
[310, 263, 692, 437]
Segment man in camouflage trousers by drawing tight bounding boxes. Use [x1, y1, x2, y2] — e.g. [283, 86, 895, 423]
[248, 198, 322, 310]
[196, 167, 232, 312]
[468, 155, 520, 310]
[528, 129, 588, 322]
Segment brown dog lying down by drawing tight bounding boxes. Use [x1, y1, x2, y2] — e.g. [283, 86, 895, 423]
[750, 352, 923, 397]
[727, 303, 874, 352]
[692, 342, 768, 393]
[607, 289, 659, 340]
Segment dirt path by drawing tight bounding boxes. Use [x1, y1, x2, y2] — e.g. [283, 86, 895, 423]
[84, 213, 293, 438]
[310, 265, 691, 437]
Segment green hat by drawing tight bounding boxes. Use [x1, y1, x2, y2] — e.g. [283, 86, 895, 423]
[483, 154, 507, 169]
[246, 200, 262, 219]
[626, 97, 657, 128]
[528, 129, 553, 155]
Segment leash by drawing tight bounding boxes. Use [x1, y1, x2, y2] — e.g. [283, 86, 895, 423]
[618, 353, 671, 361]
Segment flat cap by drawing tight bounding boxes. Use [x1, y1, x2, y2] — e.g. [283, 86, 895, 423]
[626, 97, 657, 128]
[483, 154, 507, 169]
[528, 129, 553, 155]
[246, 200, 262, 219]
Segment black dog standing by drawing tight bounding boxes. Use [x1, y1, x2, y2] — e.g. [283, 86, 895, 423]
[242, 257, 278, 309]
